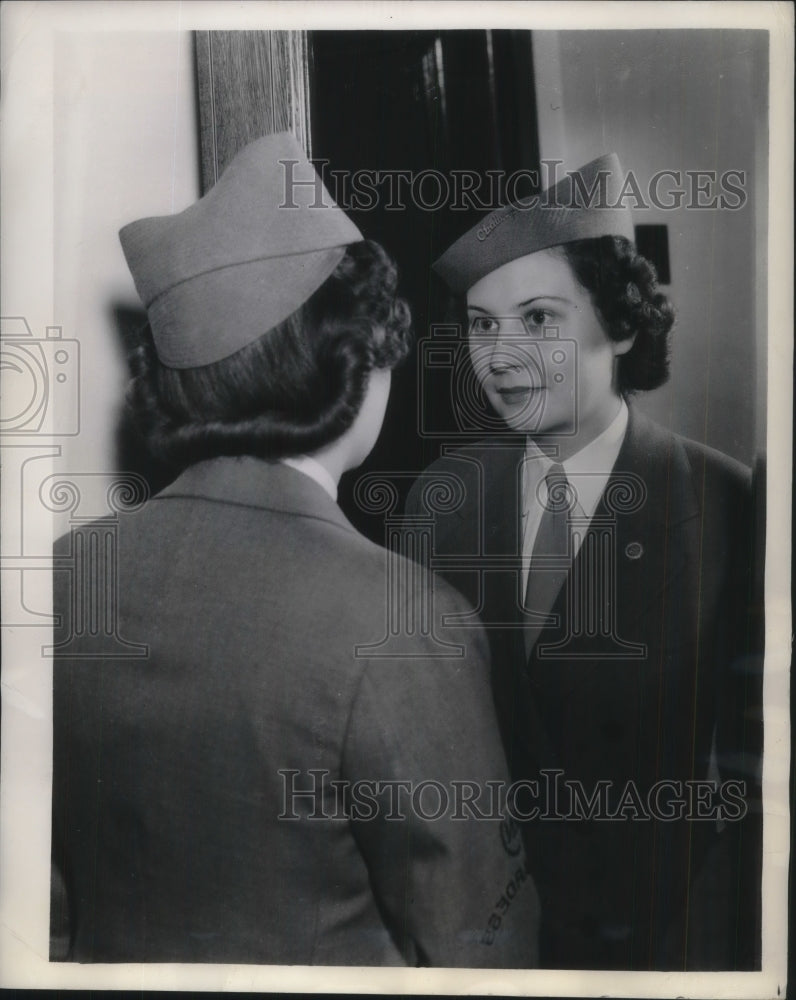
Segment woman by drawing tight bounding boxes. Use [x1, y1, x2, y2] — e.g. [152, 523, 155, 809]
[50, 133, 539, 967]
[408, 154, 762, 970]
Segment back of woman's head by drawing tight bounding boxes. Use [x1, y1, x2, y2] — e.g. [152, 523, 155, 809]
[127, 240, 412, 472]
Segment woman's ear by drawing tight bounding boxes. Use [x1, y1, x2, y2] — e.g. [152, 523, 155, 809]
[613, 333, 637, 356]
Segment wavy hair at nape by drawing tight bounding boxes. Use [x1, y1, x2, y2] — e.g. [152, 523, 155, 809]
[557, 236, 675, 394]
[125, 240, 413, 472]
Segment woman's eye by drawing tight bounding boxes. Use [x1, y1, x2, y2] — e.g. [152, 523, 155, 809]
[525, 308, 551, 328]
[469, 317, 499, 335]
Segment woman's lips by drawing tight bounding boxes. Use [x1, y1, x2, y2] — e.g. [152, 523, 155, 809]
[494, 385, 544, 404]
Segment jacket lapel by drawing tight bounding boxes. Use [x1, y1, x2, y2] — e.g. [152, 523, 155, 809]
[478, 443, 527, 634]
[602, 408, 698, 636]
[531, 407, 700, 668]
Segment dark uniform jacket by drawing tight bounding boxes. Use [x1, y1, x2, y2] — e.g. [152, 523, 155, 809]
[406, 408, 763, 970]
[51, 457, 540, 967]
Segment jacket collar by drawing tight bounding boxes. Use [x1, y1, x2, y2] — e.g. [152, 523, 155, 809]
[474, 405, 701, 540]
[154, 456, 357, 535]
[472, 407, 702, 643]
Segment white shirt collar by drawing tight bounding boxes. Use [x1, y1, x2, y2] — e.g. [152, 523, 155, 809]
[524, 400, 629, 519]
[280, 455, 338, 502]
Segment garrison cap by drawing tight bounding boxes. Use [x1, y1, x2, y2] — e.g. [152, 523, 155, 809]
[119, 132, 363, 368]
[434, 153, 635, 294]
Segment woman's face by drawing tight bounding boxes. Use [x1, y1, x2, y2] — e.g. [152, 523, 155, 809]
[466, 248, 633, 449]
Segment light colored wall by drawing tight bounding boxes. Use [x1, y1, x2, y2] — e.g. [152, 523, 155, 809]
[52, 30, 199, 474]
[0, 21, 200, 962]
[532, 29, 768, 464]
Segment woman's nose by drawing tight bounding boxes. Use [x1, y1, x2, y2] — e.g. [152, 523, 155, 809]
[488, 317, 530, 370]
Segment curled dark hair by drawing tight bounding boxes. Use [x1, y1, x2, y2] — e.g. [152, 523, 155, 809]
[557, 236, 675, 393]
[126, 240, 412, 470]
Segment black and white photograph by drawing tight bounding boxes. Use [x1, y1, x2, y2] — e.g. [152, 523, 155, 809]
[0, 1, 791, 995]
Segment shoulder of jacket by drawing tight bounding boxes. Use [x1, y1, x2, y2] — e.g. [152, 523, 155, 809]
[629, 408, 751, 494]
[676, 433, 752, 496]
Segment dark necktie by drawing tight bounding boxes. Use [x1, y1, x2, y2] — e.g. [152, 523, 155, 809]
[523, 463, 574, 659]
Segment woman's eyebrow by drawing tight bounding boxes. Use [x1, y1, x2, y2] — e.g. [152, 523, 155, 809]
[515, 295, 571, 308]
[467, 294, 572, 313]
